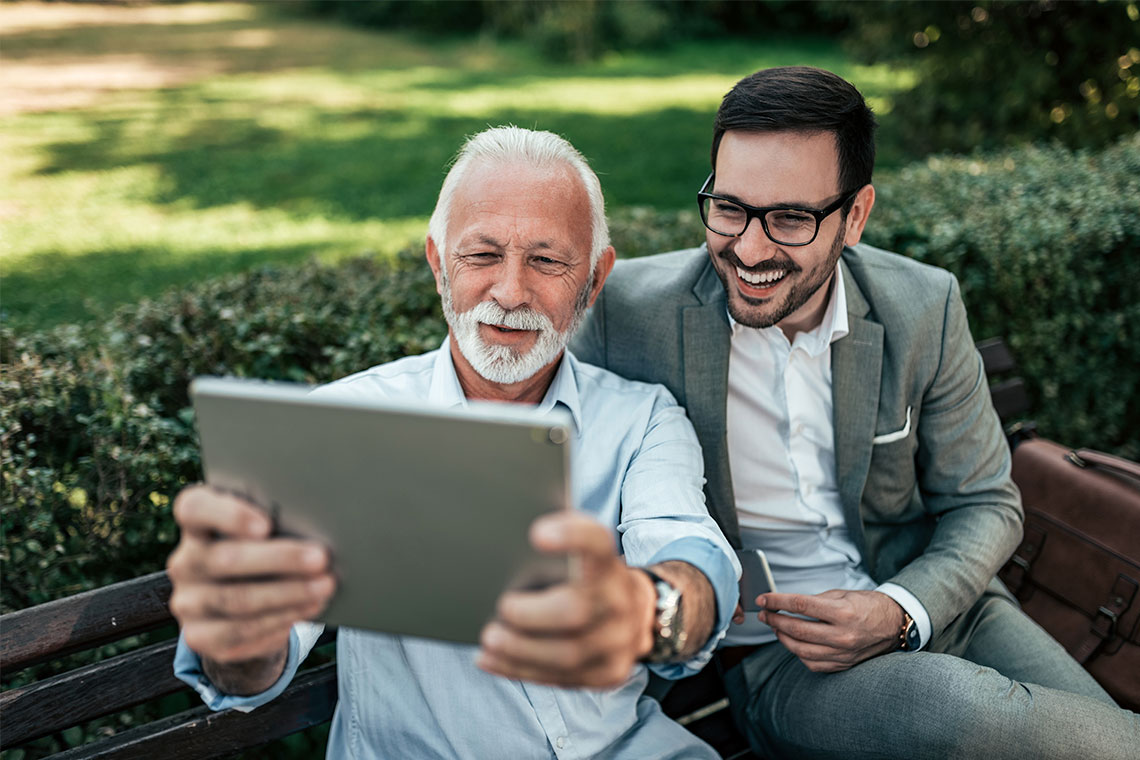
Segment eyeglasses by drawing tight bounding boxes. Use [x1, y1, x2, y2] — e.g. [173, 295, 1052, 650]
[696, 173, 862, 246]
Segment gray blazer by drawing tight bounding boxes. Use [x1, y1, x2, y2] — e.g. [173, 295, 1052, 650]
[571, 243, 1023, 638]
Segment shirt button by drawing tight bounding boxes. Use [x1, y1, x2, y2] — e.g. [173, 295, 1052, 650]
[793, 422, 805, 435]
[556, 737, 566, 749]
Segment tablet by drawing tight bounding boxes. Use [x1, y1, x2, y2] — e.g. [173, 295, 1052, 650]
[190, 376, 572, 645]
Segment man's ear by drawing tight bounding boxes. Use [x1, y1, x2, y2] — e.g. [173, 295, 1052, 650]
[843, 184, 876, 247]
[425, 235, 444, 296]
[587, 247, 616, 307]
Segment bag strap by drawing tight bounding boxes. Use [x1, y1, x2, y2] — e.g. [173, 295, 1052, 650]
[1072, 574, 1139, 664]
[1066, 449, 1140, 484]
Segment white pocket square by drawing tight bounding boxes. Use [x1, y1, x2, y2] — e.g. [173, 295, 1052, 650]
[872, 406, 912, 445]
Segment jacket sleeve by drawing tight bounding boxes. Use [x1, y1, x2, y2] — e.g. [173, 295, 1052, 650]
[886, 276, 1023, 637]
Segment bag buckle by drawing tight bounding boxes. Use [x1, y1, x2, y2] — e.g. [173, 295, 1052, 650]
[1091, 605, 1118, 641]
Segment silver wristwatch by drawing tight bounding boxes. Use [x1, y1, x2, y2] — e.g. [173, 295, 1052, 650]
[640, 568, 687, 663]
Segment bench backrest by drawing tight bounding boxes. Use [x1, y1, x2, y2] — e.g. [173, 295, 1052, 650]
[0, 572, 336, 758]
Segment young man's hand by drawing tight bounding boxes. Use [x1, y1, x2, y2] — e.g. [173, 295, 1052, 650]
[756, 589, 905, 673]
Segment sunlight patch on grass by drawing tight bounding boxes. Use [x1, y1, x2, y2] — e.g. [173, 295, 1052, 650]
[433, 75, 732, 116]
[0, 1, 257, 34]
[1, 3, 918, 330]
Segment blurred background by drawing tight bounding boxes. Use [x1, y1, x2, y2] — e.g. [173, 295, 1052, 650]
[2, 1, 1138, 756]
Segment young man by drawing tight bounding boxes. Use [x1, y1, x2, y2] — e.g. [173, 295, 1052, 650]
[168, 126, 740, 759]
[572, 66, 1139, 759]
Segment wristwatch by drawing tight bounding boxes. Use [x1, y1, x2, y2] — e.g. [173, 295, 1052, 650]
[640, 568, 687, 663]
[898, 611, 921, 651]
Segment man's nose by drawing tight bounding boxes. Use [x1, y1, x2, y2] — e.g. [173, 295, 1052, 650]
[732, 220, 780, 267]
[488, 257, 530, 311]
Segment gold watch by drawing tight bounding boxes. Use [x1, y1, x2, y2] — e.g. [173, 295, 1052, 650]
[898, 611, 920, 651]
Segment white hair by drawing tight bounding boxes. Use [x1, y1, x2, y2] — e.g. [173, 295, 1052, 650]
[427, 126, 610, 268]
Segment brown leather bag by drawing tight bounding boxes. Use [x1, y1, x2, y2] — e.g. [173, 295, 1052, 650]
[999, 435, 1140, 711]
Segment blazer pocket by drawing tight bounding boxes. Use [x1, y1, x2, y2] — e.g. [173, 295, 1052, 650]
[872, 405, 912, 445]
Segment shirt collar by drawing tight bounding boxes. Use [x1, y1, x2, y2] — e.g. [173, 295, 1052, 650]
[428, 336, 584, 436]
[727, 262, 849, 356]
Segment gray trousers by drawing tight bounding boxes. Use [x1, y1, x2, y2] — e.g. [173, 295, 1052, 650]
[722, 590, 1140, 760]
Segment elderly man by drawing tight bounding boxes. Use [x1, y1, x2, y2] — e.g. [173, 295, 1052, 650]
[572, 67, 1139, 758]
[168, 126, 739, 759]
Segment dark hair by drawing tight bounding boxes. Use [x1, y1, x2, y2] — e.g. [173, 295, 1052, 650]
[711, 66, 878, 193]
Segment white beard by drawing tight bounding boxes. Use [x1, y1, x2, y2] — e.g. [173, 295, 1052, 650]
[440, 274, 590, 386]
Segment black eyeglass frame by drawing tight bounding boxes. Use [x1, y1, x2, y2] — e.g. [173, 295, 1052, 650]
[696, 173, 863, 247]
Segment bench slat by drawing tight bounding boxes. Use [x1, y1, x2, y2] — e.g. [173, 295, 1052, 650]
[47, 662, 337, 760]
[0, 639, 185, 748]
[1, 572, 173, 672]
[990, 377, 1030, 420]
[976, 337, 1017, 375]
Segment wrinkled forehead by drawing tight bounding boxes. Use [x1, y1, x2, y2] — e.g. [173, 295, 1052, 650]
[447, 161, 593, 253]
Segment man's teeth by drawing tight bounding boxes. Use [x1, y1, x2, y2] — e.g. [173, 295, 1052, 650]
[736, 266, 787, 286]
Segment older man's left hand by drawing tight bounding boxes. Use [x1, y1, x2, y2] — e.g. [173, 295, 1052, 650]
[476, 511, 657, 689]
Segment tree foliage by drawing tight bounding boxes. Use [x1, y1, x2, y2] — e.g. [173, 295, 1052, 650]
[840, 0, 1140, 154]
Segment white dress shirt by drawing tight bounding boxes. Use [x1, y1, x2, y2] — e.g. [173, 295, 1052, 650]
[722, 265, 931, 648]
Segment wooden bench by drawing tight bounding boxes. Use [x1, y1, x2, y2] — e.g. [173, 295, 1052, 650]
[0, 338, 1068, 760]
[0, 572, 336, 759]
[0, 571, 750, 758]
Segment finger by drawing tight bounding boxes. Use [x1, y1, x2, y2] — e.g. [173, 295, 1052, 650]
[733, 603, 745, 625]
[495, 584, 598, 634]
[479, 620, 611, 675]
[760, 609, 847, 648]
[171, 574, 335, 620]
[758, 592, 838, 622]
[529, 512, 619, 579]
[174, 485, 271, 540]
[773, 631, 852, 673]
[207, 539, 330, 578]
[182, 605, 319, 663]
[169, 537, 329, 582]
[173, 535, 328, 583]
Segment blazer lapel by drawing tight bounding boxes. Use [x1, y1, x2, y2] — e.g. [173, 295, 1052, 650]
[682, 259, 741, 546]
[832, 258, 883, 559]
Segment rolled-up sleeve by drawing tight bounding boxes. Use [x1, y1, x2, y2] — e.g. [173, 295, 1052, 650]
[173, 621, 325, 712]
[617, 391, 740, 678]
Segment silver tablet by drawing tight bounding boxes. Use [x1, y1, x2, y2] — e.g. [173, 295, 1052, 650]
[190, 376, 572, 645]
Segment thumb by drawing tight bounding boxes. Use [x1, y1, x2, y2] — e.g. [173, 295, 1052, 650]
[530, 511, 619, 581]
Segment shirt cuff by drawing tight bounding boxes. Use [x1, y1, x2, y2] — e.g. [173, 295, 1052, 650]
[876, 582, 932, 651]
[173, 628, 304, 713]
[644, 536, 739, 679]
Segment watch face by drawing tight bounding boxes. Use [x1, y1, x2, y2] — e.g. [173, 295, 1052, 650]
[904, 620, 920, 651]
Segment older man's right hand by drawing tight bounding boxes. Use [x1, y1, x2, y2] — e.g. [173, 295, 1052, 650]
[166, 485, 335, 674]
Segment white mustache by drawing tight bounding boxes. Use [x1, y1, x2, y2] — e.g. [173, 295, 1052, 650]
[462, 300, 554, 332]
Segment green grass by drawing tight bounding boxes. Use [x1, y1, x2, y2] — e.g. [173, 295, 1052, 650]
[0, 2, 916, 331]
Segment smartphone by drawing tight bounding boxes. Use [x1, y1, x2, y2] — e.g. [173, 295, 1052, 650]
[736, 548, 778, 611]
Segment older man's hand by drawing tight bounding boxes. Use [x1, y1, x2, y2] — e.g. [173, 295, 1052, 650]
[476, 511, 658, 689]
[166, 485, 336, 694]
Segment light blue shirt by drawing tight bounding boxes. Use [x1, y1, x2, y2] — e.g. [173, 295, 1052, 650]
[175, 341, 740, 760]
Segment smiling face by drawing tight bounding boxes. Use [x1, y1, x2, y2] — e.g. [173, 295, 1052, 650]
[706, 130, 874, 338]
[426, 160, 614, 401]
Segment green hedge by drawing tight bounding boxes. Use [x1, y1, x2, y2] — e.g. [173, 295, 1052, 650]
[3, 136, 1138, 619]
[862, 133, 1140, 461]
